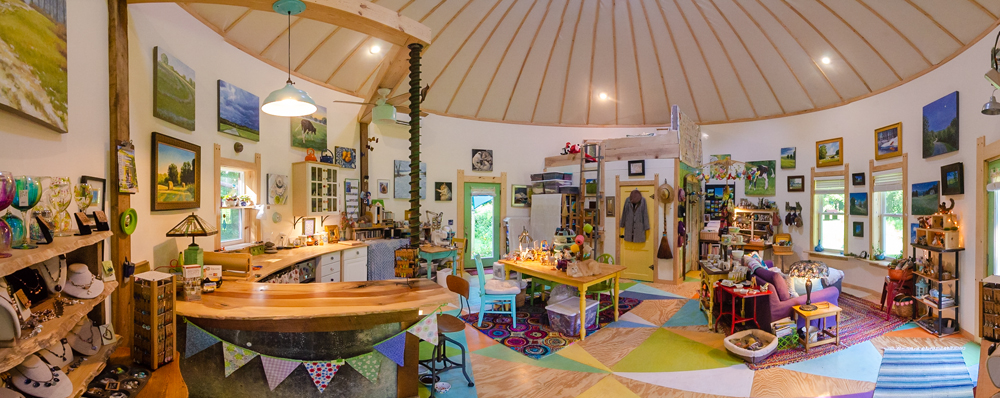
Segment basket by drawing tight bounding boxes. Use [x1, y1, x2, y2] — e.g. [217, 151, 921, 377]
[888, 268, 913, 282]
[723, 329, 779, 364]
[700, 231, 720, 241]
[775, 333, 798, 350]
[891, 295, 914, 318]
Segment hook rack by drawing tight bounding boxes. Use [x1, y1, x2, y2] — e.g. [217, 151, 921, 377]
[784, 202, 803, 212]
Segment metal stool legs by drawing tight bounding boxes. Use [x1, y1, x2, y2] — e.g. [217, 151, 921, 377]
[419, 333, 474, 396]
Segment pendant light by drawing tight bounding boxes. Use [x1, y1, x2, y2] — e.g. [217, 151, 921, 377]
[261, 0, 317, 117]
[984, 90, 1000, 116]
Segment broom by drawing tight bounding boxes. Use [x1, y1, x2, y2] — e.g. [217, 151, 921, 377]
[657, 185, 673, 260]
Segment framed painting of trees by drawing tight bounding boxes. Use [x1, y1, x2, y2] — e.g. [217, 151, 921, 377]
[151, 132, 201, 211]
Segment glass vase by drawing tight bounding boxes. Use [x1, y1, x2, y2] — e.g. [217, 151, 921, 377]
[44, 177, 73, 237]
[2, 211, 24, 250]
[11, 176, 41, 249]
[0, 172, 13, 258]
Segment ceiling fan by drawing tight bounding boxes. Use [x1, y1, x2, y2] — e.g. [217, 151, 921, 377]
[335, 87, 429, 124]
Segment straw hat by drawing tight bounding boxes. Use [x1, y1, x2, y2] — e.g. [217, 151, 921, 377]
[657, 183, 674, 204]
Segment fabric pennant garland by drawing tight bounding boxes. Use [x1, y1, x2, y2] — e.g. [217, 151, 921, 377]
[347, 352, 382, 384]
[374, 332, 407, 367]
[407, 314, 439, 345]
[223, 342, 259, 377]
[185, 321, 220, 358]
[260, 356, 300, 391]
[303, 360, 344, 393]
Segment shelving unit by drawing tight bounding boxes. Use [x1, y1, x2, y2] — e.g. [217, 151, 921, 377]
[0, 232, 113, 277]
[292, 161, 339, 218]
[732, 208, 778, 243]
[560, 194, 581, 233]
[579, 142, 604, 257]
[65, 336, 121, 398]
[914, 214, 961, 250]
[912, 243, 963, 337]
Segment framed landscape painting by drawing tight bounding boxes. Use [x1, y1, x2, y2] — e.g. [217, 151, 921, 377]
[849, 192, 868, 216]
[0, 0, 68, 133]
[940, 162, 964, 195]
[922, 91, 959, 158]
[816, 138, 843, 168]
[780, 147, 796, 169]
[151, 133, 200, 211]
[153, 47, 196, 131]
[217, 80, 259, 141]
[874, 122, 902, 160]
[911, 181, 939, 216]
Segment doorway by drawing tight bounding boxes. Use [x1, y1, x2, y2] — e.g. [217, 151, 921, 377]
[618, 184, 656, 281]
[464, 182, 501, 268]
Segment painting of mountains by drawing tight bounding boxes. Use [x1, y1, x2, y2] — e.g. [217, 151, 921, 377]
[0, 0, 68, 133]
[217, 80, 259, 141]
[922, 91, 959, 158]
[154, 47, 196, 130]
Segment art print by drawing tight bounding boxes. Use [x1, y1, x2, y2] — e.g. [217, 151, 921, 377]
[472, 149, 493, 172]
[151, 133, 200, 211]
[291, 105, 327, 151]
[153, 47, 196, 130]
[217, 80, 259, 141]
[0, 0, 67, 133]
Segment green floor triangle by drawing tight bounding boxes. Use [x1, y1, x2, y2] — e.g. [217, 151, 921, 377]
[611, 328, 740, 373]
[420, 340, 462, 360]
[663, 299, 709, 327]
[473, 344, 609, 374]
[619, 281, 638, 291]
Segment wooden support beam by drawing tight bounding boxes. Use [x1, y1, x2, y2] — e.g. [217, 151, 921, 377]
[108, 0, 133, 350]
[359, 122, 369, 217]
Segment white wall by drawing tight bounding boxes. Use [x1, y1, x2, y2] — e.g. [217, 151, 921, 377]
[702, 26, 1000, 334]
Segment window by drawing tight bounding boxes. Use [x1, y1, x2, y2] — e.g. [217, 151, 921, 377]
[872, 170, 904, 259]
[220, 169, 245, 244]
[814, 177, 845, 252]
[992, 185, 1000, 275]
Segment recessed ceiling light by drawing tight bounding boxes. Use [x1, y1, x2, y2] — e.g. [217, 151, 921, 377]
[598, 92, 608, 100]
[702, 133, 709, 139]
[370, 45, 381, 54]
[821, 57, 831, 65]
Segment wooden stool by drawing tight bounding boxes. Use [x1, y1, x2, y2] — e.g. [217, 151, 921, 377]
[880, 275, 912, 319]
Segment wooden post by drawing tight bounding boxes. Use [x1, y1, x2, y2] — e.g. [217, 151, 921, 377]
[360, 122, 369, 218]
[108, 0, 133, 350]
[407, 43, 423, 247]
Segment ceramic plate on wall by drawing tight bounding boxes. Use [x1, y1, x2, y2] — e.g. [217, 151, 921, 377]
[272, 212, 282, 223]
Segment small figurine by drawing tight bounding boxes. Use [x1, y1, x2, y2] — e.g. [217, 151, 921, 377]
[938, 198, 955, 215]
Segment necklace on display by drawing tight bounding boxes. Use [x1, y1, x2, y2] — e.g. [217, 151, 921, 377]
[7, 271, 44, 296]
[0, 292, 23, 323]
[69, 273, 94, 292]
[39, 256, 64, 293]
[80, 324, 98, 351]
[18, 365, 60, 388]
[42, 339, 69, 361]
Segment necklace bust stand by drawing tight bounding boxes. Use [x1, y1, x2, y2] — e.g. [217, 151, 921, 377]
[62, 264, 103, 300]
[0, 288, 21, 347]
[38, 338, 73, 368]
[0, 279, 31, 325]
[67, 318, 100, 355]
[0, 387, 25, 397]
[33, 257, 66, 295]
[12, 355, 71, 398]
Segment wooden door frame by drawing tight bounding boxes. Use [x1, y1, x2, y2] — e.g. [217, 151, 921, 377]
[615, 174, 659, 282]
[976, 136, 1000, 339]
[455, 170, 507, 252]
[213, 144, 262, 249]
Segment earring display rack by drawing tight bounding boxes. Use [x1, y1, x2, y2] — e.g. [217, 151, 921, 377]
[132, 273, 175, 370]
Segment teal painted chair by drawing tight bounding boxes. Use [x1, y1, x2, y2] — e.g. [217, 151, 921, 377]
[475, 254, 519, 328]
[589, 254, 616, 313]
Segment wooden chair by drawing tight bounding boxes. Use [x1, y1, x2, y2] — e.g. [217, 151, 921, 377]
[589, 254, 616, 313]
[474, 254, 518, 328]
[451, 238, 468, 276]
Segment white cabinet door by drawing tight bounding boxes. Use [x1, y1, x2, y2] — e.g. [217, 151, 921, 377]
[343, 256, 368, 282]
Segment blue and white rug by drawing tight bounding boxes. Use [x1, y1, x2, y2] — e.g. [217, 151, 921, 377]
[873, 347, 974, 398]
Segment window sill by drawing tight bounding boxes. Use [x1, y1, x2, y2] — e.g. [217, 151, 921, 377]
[221, 242, 255, 251]
[806, 251, 847, 260]
[806, 251, 891, 267]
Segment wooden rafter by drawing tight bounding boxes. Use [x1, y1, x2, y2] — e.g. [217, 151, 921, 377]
[902, 0, 963, 46]
[223, 8, 252, 33]
[326, 36, 371, 83]
[637, 0, 670, 115]
[585, 0, 599, 125]
[527, 0, 572, 122]
[779, 0, 872, 93]
[426, 0, 504, 96]
[670, 0, 728, 120]
[706, 0, 786, 113]
[625, 0, 646, 124]
[444, 0, 519, 113]
[816, 0, 901, 81]
[475, 0, 541, 118]
[852, 0, 931, 66]
[556, 0, 586, 124]
[260, 17, 302, 57]
[967, 0, 998, 20]
[690, 0, 757, 118]
[654, 0, 700, 121]
[503, 0, 562, 120]
[295, 26, 342, 71]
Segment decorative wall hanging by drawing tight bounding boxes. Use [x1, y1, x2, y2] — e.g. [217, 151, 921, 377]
[606, 196, 615, 217]
[744, 160, 776, 196]
[852, 173, 866, 186]
[911, 181, 940, 216]
[266, 174, 288, 205]
[434, 182, 452, 202]
[393, 160, 426, 199]
[335, 147, 356, 169]
[780, 147, 796, 169]
[922, 91, 959, 158]
[377, 179, 390, 199]
[217, 80, 260, 142]
[344, 178, 359, 220]
[940, 162, 964, 195]
[709, 154, 731, 178]
[290, 105, 327, 151]
[117, 143, 138, 194]
[787, 176, 805, 192]
[0, 1, 67, 133]
[874, 122, 902, 160]
[302, 218, 315, 236]
[151, 132, 200, 211]
[511, 185, 530, 207]
[80, 176, 106, 212]
[816, 137, 843, 168]
[471, 149, 493, 172]
[849, 192, 868, 216]
[627, 160, 645, 176]
[153, 47, 196, 131]
[853, 222, 864, 238]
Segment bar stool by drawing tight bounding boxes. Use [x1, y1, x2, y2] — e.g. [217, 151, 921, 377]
[880, 270, 913, 319]
[419, 275, 475, 395]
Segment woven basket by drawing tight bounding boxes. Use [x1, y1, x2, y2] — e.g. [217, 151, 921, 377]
[891, 296, 914, 318]
[723, 329, 779, 364]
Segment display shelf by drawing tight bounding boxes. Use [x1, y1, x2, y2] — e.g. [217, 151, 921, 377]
[912, 271, 958, 284]
[0, 232, 112, 277]
[911, 243, 965, 253]
[0, 281, 118, 373]
[916, 296, 958, 311]
[914, 316, 959, 337]
[912, 244, 962, 338]
[65, 336, 121, 398]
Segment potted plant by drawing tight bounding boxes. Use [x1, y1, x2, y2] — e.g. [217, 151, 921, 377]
[224, 193, 239, 207]
[873, 248, 886, 261]
[238, 195, 253, 207]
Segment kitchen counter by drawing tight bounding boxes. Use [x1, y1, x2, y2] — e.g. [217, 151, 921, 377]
[227, 241, 369, 281]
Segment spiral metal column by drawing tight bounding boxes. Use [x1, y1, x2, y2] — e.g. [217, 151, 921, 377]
[408, 43, 423, 248]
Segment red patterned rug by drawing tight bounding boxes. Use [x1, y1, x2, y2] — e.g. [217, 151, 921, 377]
[461, 295, 642, 359]
[746, 293, 908, 370]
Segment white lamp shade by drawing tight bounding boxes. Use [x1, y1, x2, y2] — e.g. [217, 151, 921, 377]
[261, 82, 318, 117]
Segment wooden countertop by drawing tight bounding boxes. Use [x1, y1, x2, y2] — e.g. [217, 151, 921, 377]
[176, 279, 452, 321]
[243, 241, 369, 281]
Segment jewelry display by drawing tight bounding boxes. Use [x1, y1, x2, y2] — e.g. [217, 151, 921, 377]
[68, 318, 99, 355]
[63, 264, 103, 300]
[34, 256, 65, 293]
[41, 178, 73, 237]
[38, 338, 72, 368]
[67, 274, 93, 292]
[11, 354, 70, 397]
[6, 270, 45, 296]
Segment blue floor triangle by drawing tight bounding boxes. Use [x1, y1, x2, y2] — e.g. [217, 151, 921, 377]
[621, 291, 682, 301]
[625, 283, 687, 299]
[663, 300, 709, 327]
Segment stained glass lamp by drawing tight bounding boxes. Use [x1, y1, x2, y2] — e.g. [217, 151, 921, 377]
[166, 213, 218, 267]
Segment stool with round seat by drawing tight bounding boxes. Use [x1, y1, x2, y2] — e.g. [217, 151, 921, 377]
[880, 271, 913, 319]
[419, 275, 475, 395]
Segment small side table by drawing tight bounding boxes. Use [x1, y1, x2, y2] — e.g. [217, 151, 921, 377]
[714, 284, 771, 335]
[418, 245, 459, 279]
[699, 268, 729, 329]
[792, 302, 842, 353]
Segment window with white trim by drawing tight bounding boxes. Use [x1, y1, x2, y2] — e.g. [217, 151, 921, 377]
[871, 171, 904, 259]
[814, 177, 845, 252]
[220, 168, 247, 245]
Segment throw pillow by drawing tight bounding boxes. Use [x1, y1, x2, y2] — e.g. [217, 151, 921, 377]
[769, 270, 790, 301]
[791, 277, 824, 296]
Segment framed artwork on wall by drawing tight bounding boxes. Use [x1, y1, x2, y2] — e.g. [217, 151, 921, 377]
[744, 160, 776, 196]
[606, 196, 615, 217]
[0, 0, 68, 134]
[709, 154, 731, 178]
[849, 192, 868, 216]
[435, 182, 453, 201]
[874, 122, 902, 160]
[377, 179, 390, 198]
[816, 137, 843, 168]
[780, 147, 796, 169]
[787, 176, 805, 192]
[628, 160, 645, 176]
[153, 47, 196, 131]
[267, 174, 288, 205]
[940, 162, 964, 195]
[80, 176, 106, 211]
[151, 132, 200, 211]
[302, 218, 316, 236]
[291, 105, 327, 151]
[852, 173, 865, 186]
[472, 149, 493, 172]
[335, 146, 356, 169]
[922, 91, 959, 158]
[910, 223, 919, 244]
[853, 222, 864, 238]
[911, 181, 939, 216]
[217, 80, 260, 141]
[511, 185, 530, 207]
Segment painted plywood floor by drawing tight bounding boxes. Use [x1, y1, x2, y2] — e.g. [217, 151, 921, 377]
[419, 271, 979, 398]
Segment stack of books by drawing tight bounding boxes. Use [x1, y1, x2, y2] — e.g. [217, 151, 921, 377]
[771, 317, 795, 338]
[925, 294, 955, 308]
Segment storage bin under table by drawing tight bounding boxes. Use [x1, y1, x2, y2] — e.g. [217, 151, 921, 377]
[546, 298, 599, 337]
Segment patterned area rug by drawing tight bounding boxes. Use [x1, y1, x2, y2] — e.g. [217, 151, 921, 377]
[747, 293, 908, 370]
[873, 347, 974, 398]
[461, 295, 642, 359]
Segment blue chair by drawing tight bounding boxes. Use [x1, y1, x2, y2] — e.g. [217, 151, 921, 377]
[475, 254, 519, 328]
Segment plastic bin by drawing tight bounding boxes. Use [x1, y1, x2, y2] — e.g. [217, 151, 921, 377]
[546, 297, 599, 337]
[723, 329, 778, 364]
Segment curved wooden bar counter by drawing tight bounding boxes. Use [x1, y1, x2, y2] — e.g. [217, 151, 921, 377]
[177, 279, 452, 397]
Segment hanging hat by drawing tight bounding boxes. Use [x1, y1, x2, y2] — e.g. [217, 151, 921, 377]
[657, 183, 674, 204]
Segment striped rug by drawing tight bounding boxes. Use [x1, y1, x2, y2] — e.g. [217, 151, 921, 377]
[873, 347, 974, 398]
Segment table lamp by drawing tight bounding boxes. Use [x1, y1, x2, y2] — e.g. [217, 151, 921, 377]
[166, 213, 218, 267]
[801, 267, 820, 311]
[518, 227, 532, 253]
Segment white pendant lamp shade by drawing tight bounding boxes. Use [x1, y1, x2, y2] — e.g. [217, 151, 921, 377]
[262, 81, 317, 117]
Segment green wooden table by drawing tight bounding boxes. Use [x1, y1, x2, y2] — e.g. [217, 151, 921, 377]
[419, 245, 459, 279]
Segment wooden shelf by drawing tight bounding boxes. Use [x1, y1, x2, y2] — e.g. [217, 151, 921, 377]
[0, 232, 112, 277]
[913, 271, 958, 284]
[911, 243, 965, 253]
[0, 281, 118, 373]
[65, 336, 121, 398]
[915, 296, 958, 311]
[914, 316, 959, 337]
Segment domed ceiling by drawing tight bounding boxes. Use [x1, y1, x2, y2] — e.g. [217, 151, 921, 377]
[176, 0, 1000, 126]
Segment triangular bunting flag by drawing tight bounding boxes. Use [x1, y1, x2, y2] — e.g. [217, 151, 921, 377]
[260, 356, 300, 391]
[374, 332, 407, 367]
[185, 322, 219, 358]
[407, 314, 438, 345]
[223, 342, 259, 377]
[303, 360, 344, 393]
[347, 352, 382, 384]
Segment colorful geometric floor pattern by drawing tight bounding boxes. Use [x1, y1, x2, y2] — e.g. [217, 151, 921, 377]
[459, 296, 643, 359]
[425, 271, 979, 397]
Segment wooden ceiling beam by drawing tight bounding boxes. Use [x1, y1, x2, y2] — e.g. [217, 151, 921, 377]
[359, 42, 414, 123]
[853, 0, 931, 66]
[528, 0, 572, 123]
[128, 0, 431, 46]
[223, 8, 253, 33]
[706, 0, 786, 113]
[690, 0, 756, 118]
[504, 0, 563, 121]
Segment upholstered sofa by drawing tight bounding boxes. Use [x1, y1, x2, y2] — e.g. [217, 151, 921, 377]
[751, 261, 842, 333]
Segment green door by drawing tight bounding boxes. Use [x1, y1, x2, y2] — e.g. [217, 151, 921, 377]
[465, 183, 501, 268]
